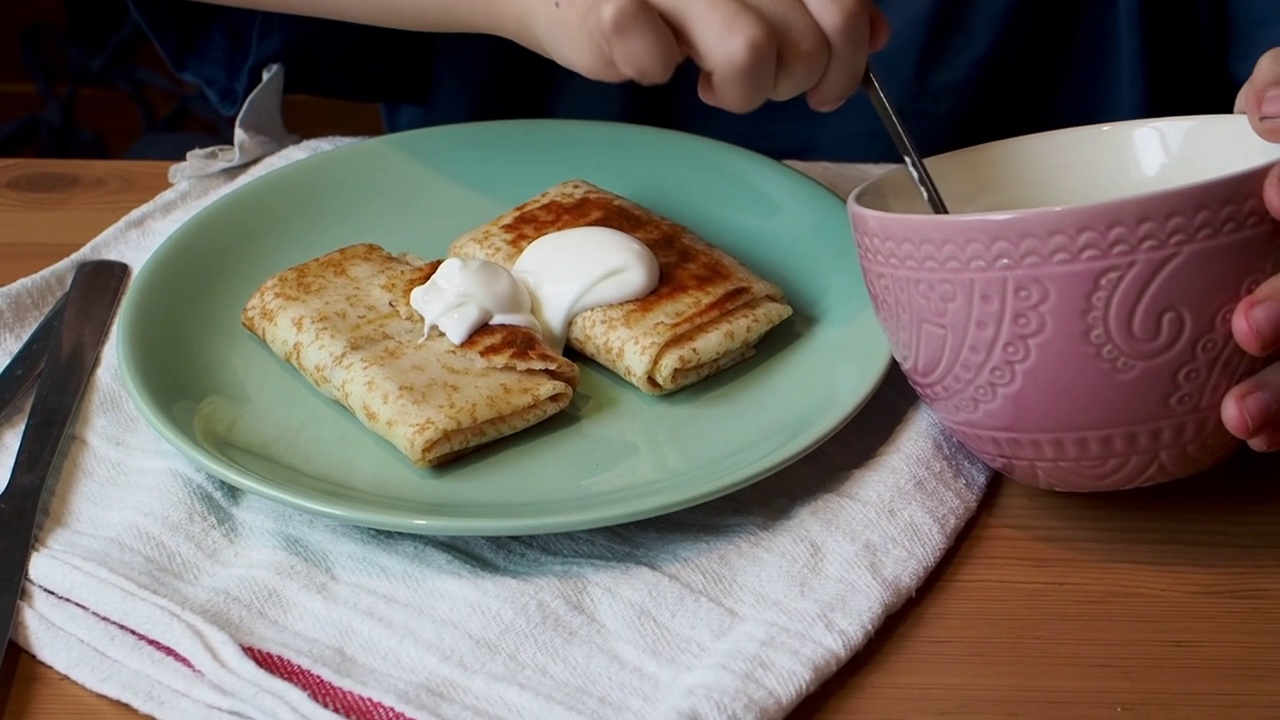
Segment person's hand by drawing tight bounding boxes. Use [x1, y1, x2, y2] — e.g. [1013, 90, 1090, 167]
[1222, 47, 1280, 452]
[513, 0, 890, 114]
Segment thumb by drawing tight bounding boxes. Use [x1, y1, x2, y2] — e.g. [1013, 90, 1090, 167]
[1240, 48, 1280, 143]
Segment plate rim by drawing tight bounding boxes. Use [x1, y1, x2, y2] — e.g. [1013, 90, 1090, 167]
[115, 118, 894, 536]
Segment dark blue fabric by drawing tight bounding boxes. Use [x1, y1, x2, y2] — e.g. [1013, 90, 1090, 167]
[126, 0, 1280, 162]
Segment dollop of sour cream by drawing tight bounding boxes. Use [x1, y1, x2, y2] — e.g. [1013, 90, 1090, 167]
[409, 226, 660, 352]
[408, 257, 541, 345]
[512, 227, 660, 353]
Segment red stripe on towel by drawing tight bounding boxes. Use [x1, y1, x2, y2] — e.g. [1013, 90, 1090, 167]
[38, 588, 409, 719]
[41, 588, 197, 672]
[243, 646, 413, 720]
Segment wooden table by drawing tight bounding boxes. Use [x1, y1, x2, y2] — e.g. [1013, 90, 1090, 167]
[2, 158, 1279, 719]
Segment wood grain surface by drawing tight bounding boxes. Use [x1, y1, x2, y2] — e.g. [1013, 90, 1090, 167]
[2, 159, 1279, 720]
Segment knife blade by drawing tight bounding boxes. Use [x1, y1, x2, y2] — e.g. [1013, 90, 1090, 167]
[0, 293, 67, 423]
[0, 260, 129, 666]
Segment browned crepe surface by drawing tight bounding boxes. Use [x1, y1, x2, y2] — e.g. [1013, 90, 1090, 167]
[241, 243, 579, 467]
[447, 180, 793, 394]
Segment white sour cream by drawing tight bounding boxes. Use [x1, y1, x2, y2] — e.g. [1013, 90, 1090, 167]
[408, 257, 541, 345]
[511, 226, 660, 353]
[408, 226, 660, 352]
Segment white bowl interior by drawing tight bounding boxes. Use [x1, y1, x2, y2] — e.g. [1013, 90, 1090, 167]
[856, 114, 1280, 215]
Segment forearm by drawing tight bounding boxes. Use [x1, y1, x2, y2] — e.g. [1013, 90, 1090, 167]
[190, 0, 518, 35]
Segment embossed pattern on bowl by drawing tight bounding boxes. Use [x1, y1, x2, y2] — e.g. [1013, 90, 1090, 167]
[848, 115, 1280, 492]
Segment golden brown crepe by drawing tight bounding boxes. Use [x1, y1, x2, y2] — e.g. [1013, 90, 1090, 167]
[241, 243, 579, 467]
[447, 180, 794, 395]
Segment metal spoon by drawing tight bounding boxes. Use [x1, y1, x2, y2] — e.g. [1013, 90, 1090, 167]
[861, 68, 950, 214]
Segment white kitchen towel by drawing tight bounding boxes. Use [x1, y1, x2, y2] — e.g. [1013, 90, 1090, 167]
[0, 139, 992, 720]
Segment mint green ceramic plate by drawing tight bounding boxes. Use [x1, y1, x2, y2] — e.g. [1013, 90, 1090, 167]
[116, 120, 891, 536]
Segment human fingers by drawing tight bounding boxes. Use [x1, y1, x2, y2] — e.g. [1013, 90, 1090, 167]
[1236, 47, 1280, 143]
[799, 0, 876, 111]
[1221, 361, 1280, 451]
[1231, 266, 1280, 359]
[594, 0, 685, 85]
[650, 0, 778, 113]
[1264, 156, 1280, 221]
[746, 0, 831, 102]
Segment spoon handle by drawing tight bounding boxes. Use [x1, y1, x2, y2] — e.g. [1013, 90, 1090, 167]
[862, 68, 950, 214]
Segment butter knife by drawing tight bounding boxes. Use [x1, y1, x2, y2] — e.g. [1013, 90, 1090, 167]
[0, 293, 66, 423]
[0, 260, 129, 671]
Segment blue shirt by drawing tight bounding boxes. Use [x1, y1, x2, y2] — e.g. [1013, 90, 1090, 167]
[127, 0, 1280, 162]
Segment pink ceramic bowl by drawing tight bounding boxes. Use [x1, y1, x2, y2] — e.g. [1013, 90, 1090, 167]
[848, 114, 1280, 492]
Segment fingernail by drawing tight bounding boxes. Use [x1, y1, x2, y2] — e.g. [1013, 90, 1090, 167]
[1247, 299, 1280, 351]
[814, 99, 845, 113]
[1248, 431, 1280, 453]
[1262, 88, 1280, 121]
[1242, 390, 1280, 436]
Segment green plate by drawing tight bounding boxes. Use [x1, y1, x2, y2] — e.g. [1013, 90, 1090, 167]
[116, 120, 891, 536]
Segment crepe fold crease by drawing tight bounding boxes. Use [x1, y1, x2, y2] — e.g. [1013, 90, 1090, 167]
[448, 180, 794, 394]
[241, 243, 579, 467]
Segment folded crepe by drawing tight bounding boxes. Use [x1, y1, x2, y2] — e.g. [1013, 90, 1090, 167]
[241, 243, 579, 467]
[447, 180, 794, 395]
